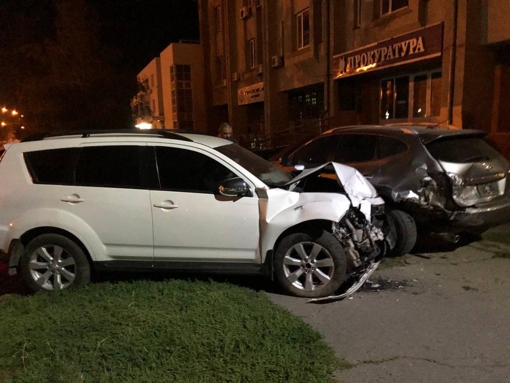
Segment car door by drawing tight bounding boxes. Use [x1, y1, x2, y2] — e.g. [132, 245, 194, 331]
[58, 144, 154, 261]
[149, 144, 260, 263]
[334, 134, 382, 179]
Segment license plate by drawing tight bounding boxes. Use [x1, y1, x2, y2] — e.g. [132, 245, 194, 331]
[477, 182, 499, 197]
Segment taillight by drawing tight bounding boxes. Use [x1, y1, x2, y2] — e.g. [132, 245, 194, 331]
[447, 173, 480, 207]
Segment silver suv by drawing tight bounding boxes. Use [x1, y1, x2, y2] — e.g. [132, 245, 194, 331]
[0, 130, 393, 298]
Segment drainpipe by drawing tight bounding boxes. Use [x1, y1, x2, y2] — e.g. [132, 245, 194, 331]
[325, 0, 331, 126]
[448, 0, 459, 125]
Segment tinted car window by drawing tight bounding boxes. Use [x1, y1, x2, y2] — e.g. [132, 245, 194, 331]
[75, 146, 146, 189]
[291, 136, 340, 166]
[335, 134, 378, 163]
[426, 137, 500, 163]
[156, 147, 235, 193]
[24, 148, 78, 185]
[379, 136, 408, 159]
[216, 144, 292, 187]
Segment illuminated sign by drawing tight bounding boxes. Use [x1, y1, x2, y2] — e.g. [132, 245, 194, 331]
[334, 23, 443, 78]
[238, 82, 264, 105]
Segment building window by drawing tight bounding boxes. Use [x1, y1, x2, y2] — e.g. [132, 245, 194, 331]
[297, 8, 310, 49]
[354, 0, 362, 28]
[171, 65, 194, 130]
[380, 70, 442, 120]
[289, 90, 324, 120]
[248, 38, 256, 69]
[216, 55, 226, 81]
[215, 6, 221, 31]
[381, 0, 409, 15]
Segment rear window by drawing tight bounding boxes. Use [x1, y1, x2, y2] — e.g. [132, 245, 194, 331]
[24, 148, 78, 185]
[426, 137, 500, 163]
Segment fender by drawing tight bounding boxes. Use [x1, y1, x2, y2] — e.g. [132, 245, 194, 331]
[3, 207, 106, 263]
[259, 189, 351, 260]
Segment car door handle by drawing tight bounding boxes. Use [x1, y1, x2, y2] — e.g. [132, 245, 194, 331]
[153, 201, 179, 209]
[61, 194, 85, 203]
[362, 174, 374, 179]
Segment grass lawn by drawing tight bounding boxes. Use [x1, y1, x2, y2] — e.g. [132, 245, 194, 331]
[0, 280, 345, 383]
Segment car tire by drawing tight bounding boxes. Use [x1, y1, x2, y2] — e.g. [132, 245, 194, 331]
[387, 210, 417, 257]
[20, 234, 91, 292]
[274, 232, 347, 298]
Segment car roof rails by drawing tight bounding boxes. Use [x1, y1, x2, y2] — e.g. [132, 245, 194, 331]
[21, 129, 193, 143]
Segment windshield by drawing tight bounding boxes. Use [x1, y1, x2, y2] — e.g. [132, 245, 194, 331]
[216, 144, 293, 187]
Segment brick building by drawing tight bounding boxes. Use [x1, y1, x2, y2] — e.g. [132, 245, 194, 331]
[198, 0, 510, 156]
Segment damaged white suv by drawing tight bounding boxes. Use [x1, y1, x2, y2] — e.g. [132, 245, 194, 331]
[0, 130, 394, 298]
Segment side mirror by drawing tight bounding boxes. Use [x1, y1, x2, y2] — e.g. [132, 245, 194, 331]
[218, 177, 253, 197]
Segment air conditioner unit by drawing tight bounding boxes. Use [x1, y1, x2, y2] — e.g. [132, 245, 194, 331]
[271, 55, 283, 68]
[231, 72, 239, 82]
[256, 64, 263, 74]
[240, 6, 251, 20]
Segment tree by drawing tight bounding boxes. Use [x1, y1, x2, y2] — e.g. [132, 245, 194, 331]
[0, 0, 136, 135]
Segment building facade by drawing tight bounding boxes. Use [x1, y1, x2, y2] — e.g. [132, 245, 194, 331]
[134, 42, 206, 131]
[198, 0, 510, 157]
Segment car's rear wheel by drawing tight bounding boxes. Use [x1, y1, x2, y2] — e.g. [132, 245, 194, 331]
[274, 232, 346, 298]
[20, 234, 91, 292]
[387, 210, 417, 257]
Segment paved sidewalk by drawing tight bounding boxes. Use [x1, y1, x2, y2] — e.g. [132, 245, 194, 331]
[269, 225, 510, 383]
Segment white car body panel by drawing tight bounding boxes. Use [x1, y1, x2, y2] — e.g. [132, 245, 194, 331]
[258, 189, 352, 261]
[151, 190, 260, 262]
[58, 185, 154, 260]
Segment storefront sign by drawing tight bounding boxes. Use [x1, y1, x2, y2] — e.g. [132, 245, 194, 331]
[238, 82, 264, 105]
[334, 23, 443, 78]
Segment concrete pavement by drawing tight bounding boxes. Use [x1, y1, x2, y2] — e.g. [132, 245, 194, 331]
[268, 225, 510, 383]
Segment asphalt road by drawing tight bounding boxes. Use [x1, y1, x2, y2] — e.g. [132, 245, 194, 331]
[268, 226, 510, 383]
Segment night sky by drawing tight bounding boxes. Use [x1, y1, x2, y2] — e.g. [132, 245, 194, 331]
[87, 0, 200, 72]
[0, 0, 200, 97]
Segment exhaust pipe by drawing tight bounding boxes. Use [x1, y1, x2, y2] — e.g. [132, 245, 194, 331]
[432, 233, 460, 244]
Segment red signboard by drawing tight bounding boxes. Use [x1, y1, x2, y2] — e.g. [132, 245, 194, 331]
[333, 23, 443, 78]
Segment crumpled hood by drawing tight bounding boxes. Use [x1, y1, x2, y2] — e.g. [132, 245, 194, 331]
[284, 162, 378, 203]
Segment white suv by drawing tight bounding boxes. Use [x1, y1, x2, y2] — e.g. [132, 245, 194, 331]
[0, 130, 393, 298]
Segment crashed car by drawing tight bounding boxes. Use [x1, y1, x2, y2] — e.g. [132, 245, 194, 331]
[0, 129, 394, 298]
[276, 125, 510, 252]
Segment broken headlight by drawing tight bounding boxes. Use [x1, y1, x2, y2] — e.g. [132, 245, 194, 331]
[447, 173, 480, 207]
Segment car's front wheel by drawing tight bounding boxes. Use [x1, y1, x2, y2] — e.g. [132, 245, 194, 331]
[20, 234, 91, 292]
[274, 232, 346, 298]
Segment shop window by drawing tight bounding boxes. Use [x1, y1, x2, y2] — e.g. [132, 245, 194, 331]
[247, 39, 256, 69]
[413, 75, 428, 117]
[381, 79, 395, 120]
[395, 76, 409, 119]
[380, 70, 442, 120]
[381, 0, 408, 15]
[297, 8, 310, 49]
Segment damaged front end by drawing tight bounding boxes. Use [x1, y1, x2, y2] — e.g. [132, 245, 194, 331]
[309, 202, 395, 302]
[284, 162, 396, 301]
